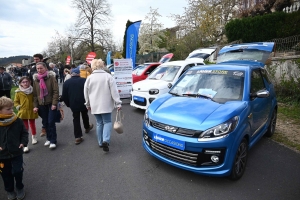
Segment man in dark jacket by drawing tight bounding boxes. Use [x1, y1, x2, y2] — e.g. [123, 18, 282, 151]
[29, 53, 52, 85]
[61, 67, 93, 144]
[0, 67, 12, 98]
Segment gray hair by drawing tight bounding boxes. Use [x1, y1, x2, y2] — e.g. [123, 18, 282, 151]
[36, 62, 47, 68]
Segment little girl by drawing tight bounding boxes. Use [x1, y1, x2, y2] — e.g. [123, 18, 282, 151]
[14, 76, 38, 153]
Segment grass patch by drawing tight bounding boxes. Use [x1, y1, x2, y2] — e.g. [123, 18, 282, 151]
[273, 131, 300, 152]
[278, 103, 300, 121]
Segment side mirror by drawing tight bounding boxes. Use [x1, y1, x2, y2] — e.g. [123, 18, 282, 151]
[250, 89, 269, 98]
[167, 83, 172, 89]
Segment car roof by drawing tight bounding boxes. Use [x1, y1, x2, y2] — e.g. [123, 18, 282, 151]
[191, 63, 260, 71]
[160, 59, 203, 66]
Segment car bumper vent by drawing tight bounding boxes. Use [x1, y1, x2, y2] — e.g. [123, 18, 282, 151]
[149, 138, 199, 166]
[150, 120, 199, 137]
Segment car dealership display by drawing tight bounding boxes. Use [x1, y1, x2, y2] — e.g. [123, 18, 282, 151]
[142, 42, 277, 180]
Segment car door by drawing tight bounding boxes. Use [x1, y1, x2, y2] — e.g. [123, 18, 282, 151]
[249, 69, 271, 138]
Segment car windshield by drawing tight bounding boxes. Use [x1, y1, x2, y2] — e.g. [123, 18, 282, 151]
[217, 49, 270, 64]
[169, 69, 245, 103]
[187, 53, 211, 60]
[132, 64, 150, 75]
[148, 65, 181, 82]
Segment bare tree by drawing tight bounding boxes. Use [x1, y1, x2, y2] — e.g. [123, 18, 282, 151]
[71, 0, 113, 53]
[138, 7, 164, 54]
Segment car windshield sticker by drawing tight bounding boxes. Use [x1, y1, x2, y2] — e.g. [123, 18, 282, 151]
[198, 88, 217, 98]
[190, 70, 244, 77]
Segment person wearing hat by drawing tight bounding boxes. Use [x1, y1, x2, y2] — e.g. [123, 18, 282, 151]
[0, 66, 13, 98]
[61, 67, 93, 145]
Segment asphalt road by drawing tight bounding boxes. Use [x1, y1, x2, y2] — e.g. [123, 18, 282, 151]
[1, 82, 300, 200]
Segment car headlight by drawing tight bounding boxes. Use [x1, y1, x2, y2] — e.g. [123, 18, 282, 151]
[199, 116, 239, 140]
[149, 89, 159, 95]
[144, 111, 150, 127]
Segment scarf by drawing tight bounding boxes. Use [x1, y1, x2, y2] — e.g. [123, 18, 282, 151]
[37, 71, 48, 100]
[0, 113, 18, 126]
[18, 85, 33, 95]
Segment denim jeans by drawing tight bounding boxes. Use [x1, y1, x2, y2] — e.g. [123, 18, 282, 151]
[0, 155, 24, 192]
[38, 104, 57, 144]
[94, 113, 112, 146]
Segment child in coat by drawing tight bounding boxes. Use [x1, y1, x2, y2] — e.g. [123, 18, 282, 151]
[14, 76, 38, 153]
[0, 96, 28, 200]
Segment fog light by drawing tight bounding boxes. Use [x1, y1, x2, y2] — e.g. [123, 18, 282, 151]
[211, 155, 219, 163]
[144, 135, 148, 140]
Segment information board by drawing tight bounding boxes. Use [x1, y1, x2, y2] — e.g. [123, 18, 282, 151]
[113, 59, 133, 99]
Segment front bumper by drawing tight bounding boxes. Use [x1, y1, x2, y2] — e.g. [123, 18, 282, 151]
[130, 90, 157, 110]
[142, 125, 238, 177]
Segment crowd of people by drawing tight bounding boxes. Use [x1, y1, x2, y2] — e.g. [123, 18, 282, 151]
[0, 53, 121, 200]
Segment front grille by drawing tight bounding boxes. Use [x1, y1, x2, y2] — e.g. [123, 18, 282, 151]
[150, 120, 201, 137]
[149, 138, 199, 166]
[134, 99, 147, 106]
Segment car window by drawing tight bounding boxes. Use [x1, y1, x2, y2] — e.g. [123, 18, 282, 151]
[250, 69, 265, 94]
[148, 65, 181, 82]
[170, 70, 244, 103]
[261, 68, 271, 84]
[145, 65, 158, 75]
[179, 64, 195, 77]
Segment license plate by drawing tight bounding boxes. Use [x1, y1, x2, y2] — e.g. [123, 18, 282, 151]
[153, 133, 185, 150]
[133, 96, 144, 102]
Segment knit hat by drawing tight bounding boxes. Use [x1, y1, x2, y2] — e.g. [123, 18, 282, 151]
[71, 67, 80, 76]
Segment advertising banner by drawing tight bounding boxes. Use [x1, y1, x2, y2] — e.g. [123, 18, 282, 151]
[86, 52, 96, 64]
[125, 20, 141, 67]
[113, 59, 133, 99]
[66, 55, 71, 65]
[106, 51, 111, 65]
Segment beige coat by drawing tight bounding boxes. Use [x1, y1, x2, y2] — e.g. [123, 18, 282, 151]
[84, 70, 121, 114]
[32, 71, 59, 107]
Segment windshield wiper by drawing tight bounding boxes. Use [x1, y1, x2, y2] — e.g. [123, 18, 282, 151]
[197, 94, 215, 102]
[169, 92, 180, 96]
[182, 93, 215, 102]
[182, 93, 198, 97]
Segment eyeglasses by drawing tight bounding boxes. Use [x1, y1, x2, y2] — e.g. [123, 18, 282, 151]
[21, 81, 29, 83]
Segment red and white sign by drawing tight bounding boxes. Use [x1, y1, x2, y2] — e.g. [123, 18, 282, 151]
[86, 52, 97, 64]
[66, 56, 71, 65]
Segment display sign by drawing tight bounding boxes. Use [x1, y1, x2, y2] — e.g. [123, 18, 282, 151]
[113, 59, 133, 99]
[66, 56, 71, 65]
[86, 52, 96, 64]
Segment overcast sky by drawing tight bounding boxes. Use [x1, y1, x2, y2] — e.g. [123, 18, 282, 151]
[0, 0, 187, 58]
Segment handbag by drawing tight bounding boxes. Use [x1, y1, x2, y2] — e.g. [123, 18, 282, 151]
[113, 110, 124, 134]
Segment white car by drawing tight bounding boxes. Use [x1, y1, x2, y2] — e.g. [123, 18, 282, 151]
[130, 59, 205, 109]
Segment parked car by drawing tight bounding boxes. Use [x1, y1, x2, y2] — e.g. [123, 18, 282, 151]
[130, 59, 205, 109]
[142, 42, 277, 180]
[132, 63, 161, 83]
[132, 53, 174, 84]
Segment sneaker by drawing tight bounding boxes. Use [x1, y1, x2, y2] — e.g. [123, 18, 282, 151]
[7, 191, 16, 200]
[85, 124, 94, 133]
[16, 188, 25, 200]
[49, 143, 56, 149]
[32, 135, 37, 145]
[44, 140, 50, 146]
[75, 137, 84, 145]
[23, 147, 29, 153]
[40, 128, 46, 137]
[102, 142, 109, 152]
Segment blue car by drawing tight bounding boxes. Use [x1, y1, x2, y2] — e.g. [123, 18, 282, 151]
[142, 42, 277, 180]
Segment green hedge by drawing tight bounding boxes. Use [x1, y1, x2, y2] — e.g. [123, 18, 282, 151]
[225, 11, 300, 42]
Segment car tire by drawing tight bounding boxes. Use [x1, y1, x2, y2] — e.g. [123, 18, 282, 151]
[265, 108, 277, 137]
[229, 138, 248, 180]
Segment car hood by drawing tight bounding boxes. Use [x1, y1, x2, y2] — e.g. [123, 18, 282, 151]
[149, 95, 247, 131]
[186, 48, 216, 60]
[132, 79, 170, 91]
